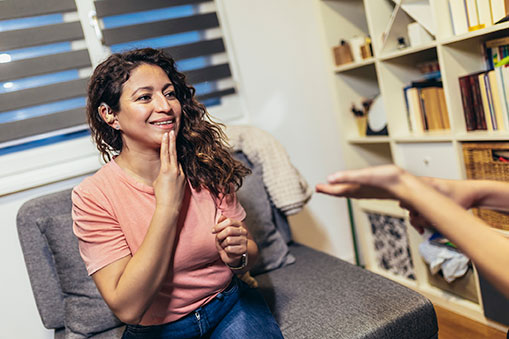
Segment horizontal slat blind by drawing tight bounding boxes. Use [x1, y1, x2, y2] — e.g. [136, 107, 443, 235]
[97, 0, 236, 104]
[0, 2, 91, 147]
[162, 38, 225, 61]
[0, 79, 88, 113]
[0, 0, 77, 20]
[102, 13, 220, 46]
[0, 108, 87, 144]
[0, 22, 85, 50]
[94, 0, 210, 18]
[0, 50, 91, 82]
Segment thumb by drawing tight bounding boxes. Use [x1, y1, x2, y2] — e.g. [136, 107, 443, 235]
[218, 215, 227, 223]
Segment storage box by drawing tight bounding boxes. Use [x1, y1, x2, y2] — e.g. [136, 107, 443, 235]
[463, 142, 509, 230]
[426, 265, 478, 303]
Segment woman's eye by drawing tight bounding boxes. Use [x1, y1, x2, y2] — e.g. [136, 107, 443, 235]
[165, 91, 176, 98]
[137, 95, 151, 101]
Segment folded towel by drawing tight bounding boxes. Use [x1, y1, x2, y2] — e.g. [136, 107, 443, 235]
[419, 240, 470, 283]
[225, 125, 312, 215]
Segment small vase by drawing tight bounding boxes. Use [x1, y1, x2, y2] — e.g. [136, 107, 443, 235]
[356, 116, 367, 137]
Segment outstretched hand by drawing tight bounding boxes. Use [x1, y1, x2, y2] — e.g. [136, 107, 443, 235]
[315, 165, 407, 200]
[212, 215, 248, 268]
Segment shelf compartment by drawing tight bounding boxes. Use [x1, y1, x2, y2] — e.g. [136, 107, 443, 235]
[377, 47, 441, 136]
[426, 265, 479, 304]
[320, 0, 372, 66]
[335, 63, 383, 139]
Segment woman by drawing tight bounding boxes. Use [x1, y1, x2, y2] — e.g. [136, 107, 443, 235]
[316, 164, 509, 300]
[72, 48, 283, 338]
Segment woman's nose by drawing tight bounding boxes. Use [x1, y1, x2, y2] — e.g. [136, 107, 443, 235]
[154, 93, 171, 112]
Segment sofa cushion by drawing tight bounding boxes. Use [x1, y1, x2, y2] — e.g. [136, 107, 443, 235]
[38, 213, 122, 338]
[257, 243, 438, 339]
[233, 151, 295, 275]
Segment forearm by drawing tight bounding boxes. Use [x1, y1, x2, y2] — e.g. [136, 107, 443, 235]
[400, 175, 509, 296]
[101, 207, 179, 324]
[468, 180, 509, 212]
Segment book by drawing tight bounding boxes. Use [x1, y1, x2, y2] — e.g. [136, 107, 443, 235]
[479, 72, 495, 130]
[501, 66, 509, 122]
[405, 87, 425, 133]
[470, 73, 488, 130]
[477, 0, 494, 28]
[491, 0, 509, 23]
[465, 0, 482, 30]
[491, 67, 509, 130]
[421, 87, 449, 131]
[448, 0, 469, 35]
[459, 75, 477, 131]
[437, 88, 451, 130]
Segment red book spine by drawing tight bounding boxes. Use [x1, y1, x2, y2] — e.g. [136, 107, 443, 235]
[459, 75, 476, 131]
[469, 74, 487, 130]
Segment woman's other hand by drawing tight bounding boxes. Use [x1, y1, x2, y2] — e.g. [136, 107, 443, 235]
[153, 130, 186, 212]
[212, 216, 248, 267]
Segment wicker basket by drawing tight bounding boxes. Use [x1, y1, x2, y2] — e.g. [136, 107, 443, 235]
[463, 142, 509, 231]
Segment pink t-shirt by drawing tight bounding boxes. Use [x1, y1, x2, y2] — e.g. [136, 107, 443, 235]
[72, 159, 246, 325]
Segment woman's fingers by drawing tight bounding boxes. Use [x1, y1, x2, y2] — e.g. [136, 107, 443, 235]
[169, 130, 177, 166]
[315, 183, 359, 196]
[160, 132, 169, 171]
[221, 244, 247, 255]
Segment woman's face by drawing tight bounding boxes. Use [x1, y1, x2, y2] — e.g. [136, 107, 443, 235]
[116, 63, 182, 153]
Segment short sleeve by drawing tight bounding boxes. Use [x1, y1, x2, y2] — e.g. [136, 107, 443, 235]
[72, 185, 131, 275]
[217, 191, 246, 222]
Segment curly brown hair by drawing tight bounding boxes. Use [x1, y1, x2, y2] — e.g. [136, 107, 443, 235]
[87, 48, 250, 198]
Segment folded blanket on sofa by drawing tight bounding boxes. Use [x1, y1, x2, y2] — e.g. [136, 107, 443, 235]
[225, 125, 312, 216]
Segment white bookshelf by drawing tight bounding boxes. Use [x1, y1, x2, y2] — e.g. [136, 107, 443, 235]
[317, 0, 509, 331]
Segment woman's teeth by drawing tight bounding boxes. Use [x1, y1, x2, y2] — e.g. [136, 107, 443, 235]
[153, 120, 173, 125]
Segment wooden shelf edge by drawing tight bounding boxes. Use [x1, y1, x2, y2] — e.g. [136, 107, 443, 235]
[440, 22, 509, 46]
[378, 41, 437, 61]
[333, 58, 375, 73]
[347, 136, 390, 144]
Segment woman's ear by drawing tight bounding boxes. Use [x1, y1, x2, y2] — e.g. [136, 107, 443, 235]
[98, 103, 120, 130]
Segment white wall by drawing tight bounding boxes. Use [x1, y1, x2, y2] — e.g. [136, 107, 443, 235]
[219, 0, 353, 260]
[1, 1, 353, 337]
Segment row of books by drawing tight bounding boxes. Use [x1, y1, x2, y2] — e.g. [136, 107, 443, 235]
[459, 36, 509, 131]
[484, 36, 509, 70]
[459, 68, 509, 131]
[448, 0, 509, 36]
[403, 80, 450, 133]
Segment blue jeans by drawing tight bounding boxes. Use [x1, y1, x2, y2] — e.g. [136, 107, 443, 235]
[122, 277, 283, 339]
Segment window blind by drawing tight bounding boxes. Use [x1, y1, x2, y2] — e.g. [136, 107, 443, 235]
[0, 0, 237, 149]
[94, 0, 237, 104]
[0, 0, 91, 146]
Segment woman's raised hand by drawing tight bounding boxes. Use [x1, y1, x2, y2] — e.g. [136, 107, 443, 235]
[153, 130, 186, 211]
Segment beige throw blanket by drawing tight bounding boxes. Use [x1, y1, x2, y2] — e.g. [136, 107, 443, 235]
[225, 125, 312, 216]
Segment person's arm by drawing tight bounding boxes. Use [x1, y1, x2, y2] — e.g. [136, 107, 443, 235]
[316, 165, 509, 298]
[92, 131, 185, 324]
[422, 176, 509, 213]
[213, 216, 259, 274]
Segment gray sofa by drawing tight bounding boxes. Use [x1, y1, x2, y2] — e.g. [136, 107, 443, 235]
[17, 186, 438, 338]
